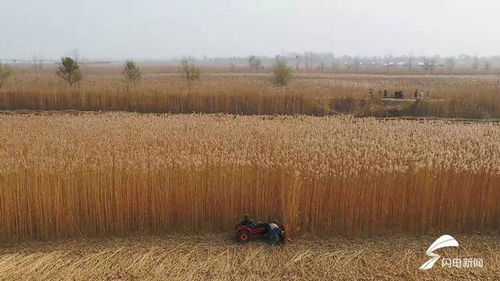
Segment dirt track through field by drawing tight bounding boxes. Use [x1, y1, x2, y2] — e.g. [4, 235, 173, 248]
[1, 110, 499, 124]
[0, 234, 498, 280]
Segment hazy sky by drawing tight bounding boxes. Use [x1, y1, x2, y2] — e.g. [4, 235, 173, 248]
[2, 0, 500, 60]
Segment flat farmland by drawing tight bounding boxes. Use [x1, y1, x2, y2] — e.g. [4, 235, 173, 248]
[1, 68, 500, 118]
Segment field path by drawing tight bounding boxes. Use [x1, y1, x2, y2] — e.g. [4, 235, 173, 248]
[1, 110, 499, 123]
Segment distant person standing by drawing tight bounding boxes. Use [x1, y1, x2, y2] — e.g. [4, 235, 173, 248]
[383, 89, 388, 98]
[414, 89, 418, 100]
[395, 90, 403, 99]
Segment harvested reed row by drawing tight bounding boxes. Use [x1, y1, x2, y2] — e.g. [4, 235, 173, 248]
[1, 235, 499, 280]
[0, 113, 499, 240]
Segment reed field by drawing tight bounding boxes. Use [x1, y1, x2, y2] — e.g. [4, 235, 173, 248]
[0, 112, 498, 241]
[1, 66, 500, 118]
[5, 1, 500, 279]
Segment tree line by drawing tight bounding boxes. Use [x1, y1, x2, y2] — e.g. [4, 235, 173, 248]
[0, 55, 296, 89]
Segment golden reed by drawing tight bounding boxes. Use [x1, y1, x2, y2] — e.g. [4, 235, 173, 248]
[0, 113, 498, 240]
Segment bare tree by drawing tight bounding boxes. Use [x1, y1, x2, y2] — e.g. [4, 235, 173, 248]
[472, 56, 479, 71]
[408, 53, 414, 73]
[445, 56, 456, 75]
[248, 56, 262, 72]
[70, 49, 80, 63]
[303, 52, 314, 71]
[484, 61, 490, 73]
[423, 56, 438, 74]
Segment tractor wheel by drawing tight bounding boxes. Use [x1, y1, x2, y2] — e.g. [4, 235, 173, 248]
[237, 230, 251, 243]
